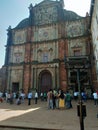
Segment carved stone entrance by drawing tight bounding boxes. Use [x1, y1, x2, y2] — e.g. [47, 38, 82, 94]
[12, 82, 19, 92]
[39, 70, 52, 93]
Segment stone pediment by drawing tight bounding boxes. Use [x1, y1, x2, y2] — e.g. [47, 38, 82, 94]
[64, 9, 82, 21]
[15, 18, 29, 29]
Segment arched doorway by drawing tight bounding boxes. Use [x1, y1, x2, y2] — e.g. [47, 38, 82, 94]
[39, 70, 52, 93]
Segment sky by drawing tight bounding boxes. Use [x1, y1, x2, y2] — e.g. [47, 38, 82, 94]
[0, 0, 91, 68]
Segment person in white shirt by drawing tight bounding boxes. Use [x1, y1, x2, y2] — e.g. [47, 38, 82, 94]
[74, 91, 78, 101]
[93, 91, 98, 106]
[28, 91, 32, 105]
[34, 90, 38, 104]
[20, 92, 25, 103]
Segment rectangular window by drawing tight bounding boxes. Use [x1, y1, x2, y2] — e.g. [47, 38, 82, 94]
[14, 53, 22, 63]
[43, 53, 48, 62]
[73, 50, 81, 56]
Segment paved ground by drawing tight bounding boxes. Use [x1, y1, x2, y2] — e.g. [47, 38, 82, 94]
[0, 99, 98, 130]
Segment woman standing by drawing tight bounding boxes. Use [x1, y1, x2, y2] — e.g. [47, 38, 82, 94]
[58, 90, 65, 109]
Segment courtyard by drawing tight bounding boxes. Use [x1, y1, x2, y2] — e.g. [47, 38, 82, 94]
[0, 99, 98, 130]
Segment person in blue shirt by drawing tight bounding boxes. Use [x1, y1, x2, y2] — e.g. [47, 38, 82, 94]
[28, 91, 33, 105]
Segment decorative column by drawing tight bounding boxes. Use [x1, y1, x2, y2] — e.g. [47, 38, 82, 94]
[55, 65, 57, 89]
[32, 67, 35, 89]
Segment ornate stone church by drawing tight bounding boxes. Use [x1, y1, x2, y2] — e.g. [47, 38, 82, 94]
[4, 0, 94, 94]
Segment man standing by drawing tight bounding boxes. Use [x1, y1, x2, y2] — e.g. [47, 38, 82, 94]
[93, 91, 98, 106]
[34, 90, 38, 104]
[47, 89, 53, 109]
[28, 91, 33, 105]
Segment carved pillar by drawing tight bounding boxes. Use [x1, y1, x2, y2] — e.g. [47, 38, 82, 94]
[34, 68, 37, 89]
[8, 67, 12, 92]
[56, 66, 59, 89]
[55, 65, 57, 89]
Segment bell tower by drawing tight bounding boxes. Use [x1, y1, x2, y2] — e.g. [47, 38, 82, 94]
[28, 3, 34, 25]
[60, 0, 64, 8]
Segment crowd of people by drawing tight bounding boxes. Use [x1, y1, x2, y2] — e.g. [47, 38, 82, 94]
[0, 89, 98, 110]
[47, 89, 72, 109]
[0, 89, 73, 109]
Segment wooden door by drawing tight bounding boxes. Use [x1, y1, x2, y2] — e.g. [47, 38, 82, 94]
[40, 71, 52, 93]
[12, 82, 19, 92]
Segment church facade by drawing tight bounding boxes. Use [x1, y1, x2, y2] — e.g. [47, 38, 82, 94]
[4, 0, 93, 94]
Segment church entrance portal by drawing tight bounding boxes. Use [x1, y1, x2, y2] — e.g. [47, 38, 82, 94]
[12, 82, 19, 92]
[39, 71, 52, 93]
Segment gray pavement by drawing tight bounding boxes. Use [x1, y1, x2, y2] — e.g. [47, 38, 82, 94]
[0, 99, 98, 130]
